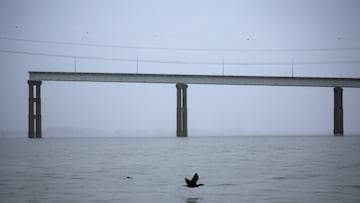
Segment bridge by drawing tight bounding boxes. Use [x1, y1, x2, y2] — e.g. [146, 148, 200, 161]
[28, 71, 360, 138]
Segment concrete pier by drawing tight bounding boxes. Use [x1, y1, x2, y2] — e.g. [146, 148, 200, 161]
[28, 80, 42, 138]
[176, 84, 188, 137]
[334, 87, 344, 136]
[28, 80, 34, 138]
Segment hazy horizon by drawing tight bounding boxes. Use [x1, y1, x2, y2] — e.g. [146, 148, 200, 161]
[1, 0, 360, 137]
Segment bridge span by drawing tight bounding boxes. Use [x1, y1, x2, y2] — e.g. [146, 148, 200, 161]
[28, 71, 360, 138]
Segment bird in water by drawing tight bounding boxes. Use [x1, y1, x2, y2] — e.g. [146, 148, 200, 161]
[185, 173, 204, 187]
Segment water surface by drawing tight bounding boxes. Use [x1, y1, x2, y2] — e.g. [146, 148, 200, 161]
[1, 136, 360, 202]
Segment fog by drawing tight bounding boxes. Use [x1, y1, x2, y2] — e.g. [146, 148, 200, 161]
[1, 0, 360, 136]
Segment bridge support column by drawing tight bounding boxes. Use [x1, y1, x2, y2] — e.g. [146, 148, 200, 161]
[334, 87, 343, 136]
[28, 80, 42, 138]
[176, 84, 188, 137]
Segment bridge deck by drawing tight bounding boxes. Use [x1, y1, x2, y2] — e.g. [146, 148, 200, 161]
[29, 71, 360, 88]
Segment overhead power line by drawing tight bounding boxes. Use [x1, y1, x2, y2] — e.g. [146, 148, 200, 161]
[1, 48, 360, 66]
[1, 36, 360, 52]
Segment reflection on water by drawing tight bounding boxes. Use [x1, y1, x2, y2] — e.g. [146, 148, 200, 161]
[186, 197, 201, 203]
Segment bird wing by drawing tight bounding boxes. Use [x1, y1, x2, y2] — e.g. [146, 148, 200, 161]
[191, 173, 199, 184]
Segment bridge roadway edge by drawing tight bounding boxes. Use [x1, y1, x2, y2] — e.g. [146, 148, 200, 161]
[29, 71, 360, 88]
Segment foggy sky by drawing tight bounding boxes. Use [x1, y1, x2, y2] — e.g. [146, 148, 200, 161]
[1, 0, 360, 136]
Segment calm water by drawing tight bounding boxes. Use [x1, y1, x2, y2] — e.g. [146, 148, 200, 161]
[1, 136, 360, 203]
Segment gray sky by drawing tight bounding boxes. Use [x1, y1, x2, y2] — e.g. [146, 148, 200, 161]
[1, 0, 360, 136]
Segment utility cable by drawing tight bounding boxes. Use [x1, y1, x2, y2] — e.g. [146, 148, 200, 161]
[1, 36, 360, 52]
[1, 48, 360, 66]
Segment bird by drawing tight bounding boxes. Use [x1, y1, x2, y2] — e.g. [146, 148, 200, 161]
[185, 173, 204, 187]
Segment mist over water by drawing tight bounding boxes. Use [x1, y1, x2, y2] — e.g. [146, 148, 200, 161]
[1, 135, 360, 202]
[1, 1, 360, 202]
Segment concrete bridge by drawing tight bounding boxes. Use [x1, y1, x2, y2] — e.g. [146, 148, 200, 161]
[28, 71, 360, 138]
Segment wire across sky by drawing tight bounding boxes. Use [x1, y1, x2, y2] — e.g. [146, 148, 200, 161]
[1, 48, 360, 66]
[1, 36, 360, 66]
[1, 36, 360, 53]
